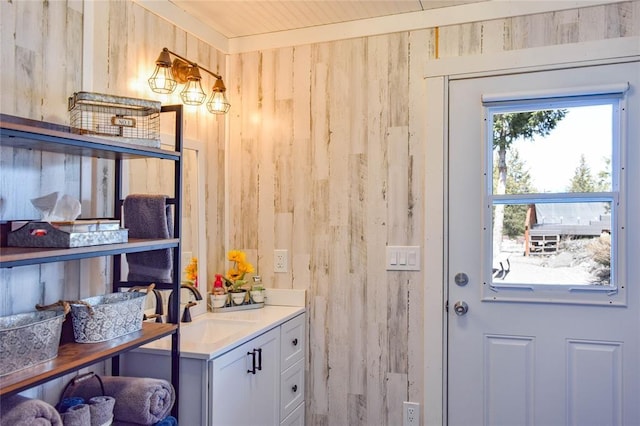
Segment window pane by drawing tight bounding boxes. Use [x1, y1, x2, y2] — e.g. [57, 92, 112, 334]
[492, 201, 612, 287]
[492, 105, 613, 195]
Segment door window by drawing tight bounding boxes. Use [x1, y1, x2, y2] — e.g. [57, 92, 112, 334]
[484, 96, 625, 304]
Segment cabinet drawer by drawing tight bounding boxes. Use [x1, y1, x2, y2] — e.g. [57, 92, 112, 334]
[281, 313, 305, 371]
[281, 400, 305, 426]
[280, 358, 304, 421]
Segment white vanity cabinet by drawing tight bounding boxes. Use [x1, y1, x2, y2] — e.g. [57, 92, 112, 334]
[210, 327, 280, 425]
[210, 312, 306, 426]
[120, 309, 306, 426]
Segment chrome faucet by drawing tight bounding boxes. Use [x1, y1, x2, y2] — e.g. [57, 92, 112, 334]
[167, 283, 203, 323]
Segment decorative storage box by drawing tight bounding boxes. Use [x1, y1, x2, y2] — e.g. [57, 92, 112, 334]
[0, 310, 65, 376]
[70, 292, 146, 343]
[7, 221, 128, 248]
[68, 91, 161, 148]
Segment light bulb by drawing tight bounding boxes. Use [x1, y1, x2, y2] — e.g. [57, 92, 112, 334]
[180, 79, 206, 105]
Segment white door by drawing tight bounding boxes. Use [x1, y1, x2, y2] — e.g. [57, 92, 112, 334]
[447, 61, 640, 426]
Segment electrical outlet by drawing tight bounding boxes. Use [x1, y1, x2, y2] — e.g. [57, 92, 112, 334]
[403, 401, 420, 426]
[274, 249, 288, 273]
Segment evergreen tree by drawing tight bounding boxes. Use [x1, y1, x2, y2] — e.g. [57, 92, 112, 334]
[595, 157, 611, 192]
[567, 154, 596, 192]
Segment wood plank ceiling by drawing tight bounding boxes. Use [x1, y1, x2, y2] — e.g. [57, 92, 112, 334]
[169, 0, 486, 38]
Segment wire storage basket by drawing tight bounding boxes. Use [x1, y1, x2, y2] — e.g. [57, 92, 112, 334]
[68, 92, 161, 148]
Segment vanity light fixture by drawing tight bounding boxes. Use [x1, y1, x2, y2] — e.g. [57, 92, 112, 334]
[148, 47, 230, 114]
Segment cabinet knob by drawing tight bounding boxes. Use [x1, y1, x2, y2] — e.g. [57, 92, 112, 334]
[292, 338, 298, 346]
[292, 384, 298, 393]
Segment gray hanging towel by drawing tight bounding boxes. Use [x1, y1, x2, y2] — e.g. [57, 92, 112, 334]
[124, 194, 173, 283]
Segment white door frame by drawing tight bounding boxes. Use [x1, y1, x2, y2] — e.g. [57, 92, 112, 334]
[422, 36, 640, 426]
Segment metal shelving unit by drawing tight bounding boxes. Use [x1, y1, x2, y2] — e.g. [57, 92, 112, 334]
[0, 107, 183, 417]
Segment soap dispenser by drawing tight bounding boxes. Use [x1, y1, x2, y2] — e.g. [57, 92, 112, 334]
[210, 274, 228, 309]
[213, 274, 225, 295]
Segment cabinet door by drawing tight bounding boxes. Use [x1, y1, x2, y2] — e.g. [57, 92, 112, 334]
[211, 327, 281, 426]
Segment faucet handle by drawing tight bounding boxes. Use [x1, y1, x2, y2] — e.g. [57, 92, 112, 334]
[181, 301, 198, 322]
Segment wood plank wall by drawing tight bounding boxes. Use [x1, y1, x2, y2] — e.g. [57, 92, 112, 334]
[1, 0, 638, 421]
[226, 3, 639, 425]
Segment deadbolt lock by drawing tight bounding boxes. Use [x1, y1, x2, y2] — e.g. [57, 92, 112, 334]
[454, 272, 469, 286]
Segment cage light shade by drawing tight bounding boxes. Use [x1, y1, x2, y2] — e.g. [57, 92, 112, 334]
[207, 79, 231, 114]
[148, 49, 177, 94]
[180, 79, 206, 105]
[180, 66, 206, 105]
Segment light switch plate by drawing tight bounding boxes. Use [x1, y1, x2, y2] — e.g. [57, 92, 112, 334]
[386, 246, 421, 271]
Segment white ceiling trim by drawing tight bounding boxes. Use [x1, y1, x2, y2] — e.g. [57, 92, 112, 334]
[134, 0, 625, 55]
[230, 0, 624, 53]
[424, 36, 640, 78]
[132, 0, 229, 52]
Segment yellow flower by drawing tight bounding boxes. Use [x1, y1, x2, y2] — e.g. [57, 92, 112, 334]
[227, 268, 243, 281]
[237, 261, 255, 274]
[184, 257, 198, 281]
[223, 250, 255, 291]
[227, 250, 246, 263]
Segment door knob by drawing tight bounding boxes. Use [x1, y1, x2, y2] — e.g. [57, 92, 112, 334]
[453, 301, 469, 316]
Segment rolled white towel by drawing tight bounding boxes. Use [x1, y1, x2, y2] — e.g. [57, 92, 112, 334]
[60, 403, 90, 426]
[88, 396, 116, 426]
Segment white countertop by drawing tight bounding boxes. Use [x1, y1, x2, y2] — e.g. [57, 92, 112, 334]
[134, 305, 305, 360]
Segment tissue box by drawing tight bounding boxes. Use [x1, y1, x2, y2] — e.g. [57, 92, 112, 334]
[70, 292, 146, 343]
[7, 221, 128, 248]
[0, 310, 65, 376]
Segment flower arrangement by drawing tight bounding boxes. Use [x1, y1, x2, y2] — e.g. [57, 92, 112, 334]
[223, 250, 255, 292]
[183, 257, 198, 286]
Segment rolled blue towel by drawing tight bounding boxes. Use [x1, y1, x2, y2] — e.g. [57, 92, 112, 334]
[88, 396, 116, 426]
[0, 394, 62, 425]
[60, 403, 90, 426]
[154, 416, 178, 426]
[159, 416, 177, 426]
[57, 396, 85, 413]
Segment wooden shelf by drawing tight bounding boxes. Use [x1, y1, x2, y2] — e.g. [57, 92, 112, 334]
[0, 116, 180, 161]
[0, 238, 179, 268]
[0, 322, 178, 397]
